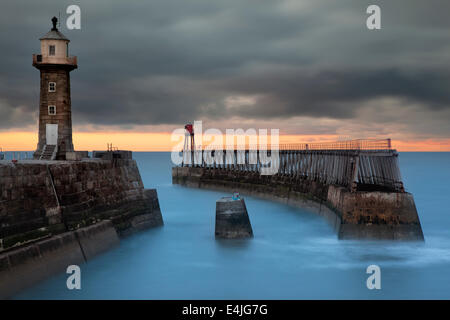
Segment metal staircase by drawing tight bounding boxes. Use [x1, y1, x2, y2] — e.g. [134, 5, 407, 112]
[39, 144, 57, 160]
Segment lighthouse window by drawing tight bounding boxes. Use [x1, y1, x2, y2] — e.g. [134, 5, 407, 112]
[48, 82, 56, 92]
[48, 105, 56, 115]
[49, 45, 55, 56]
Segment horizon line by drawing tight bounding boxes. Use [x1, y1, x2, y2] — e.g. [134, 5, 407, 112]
[1, 131, 450, 152]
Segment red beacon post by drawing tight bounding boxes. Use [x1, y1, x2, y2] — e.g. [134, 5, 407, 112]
[183, 123, 196, 166]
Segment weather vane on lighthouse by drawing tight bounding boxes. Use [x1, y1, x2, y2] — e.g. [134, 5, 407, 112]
[51, 16, 58, 30]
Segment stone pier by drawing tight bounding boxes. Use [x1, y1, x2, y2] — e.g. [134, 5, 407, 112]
[0, 157, 164, 298]
[173, 167, 424, 241]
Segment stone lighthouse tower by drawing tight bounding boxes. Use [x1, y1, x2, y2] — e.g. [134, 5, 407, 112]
[33, 17, 77, 160]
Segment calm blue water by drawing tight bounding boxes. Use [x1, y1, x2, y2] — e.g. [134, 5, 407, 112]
[14, 152, 450, 299]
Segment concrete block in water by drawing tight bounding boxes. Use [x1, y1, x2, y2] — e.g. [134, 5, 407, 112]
[215, 197, 253, 239]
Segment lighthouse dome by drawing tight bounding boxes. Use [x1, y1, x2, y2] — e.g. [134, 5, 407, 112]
[40, 29, 69, 41]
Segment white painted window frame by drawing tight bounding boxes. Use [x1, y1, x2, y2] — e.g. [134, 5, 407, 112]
[49, 82, 56, 92]
[48, 105, 56, 115]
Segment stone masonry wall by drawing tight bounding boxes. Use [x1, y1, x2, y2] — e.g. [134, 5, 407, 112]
[0, 159, 163, 250]
[0, 158, 163, 298]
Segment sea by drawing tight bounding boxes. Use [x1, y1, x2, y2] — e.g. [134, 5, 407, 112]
[11, 152, 450, 299]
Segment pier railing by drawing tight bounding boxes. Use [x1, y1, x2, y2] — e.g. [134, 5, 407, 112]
[178, 138, 392, 151]
[277, 138, 392, 151]
[179, 139, 403, 192]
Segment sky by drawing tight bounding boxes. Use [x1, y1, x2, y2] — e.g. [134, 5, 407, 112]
[0, 0, 449, 151]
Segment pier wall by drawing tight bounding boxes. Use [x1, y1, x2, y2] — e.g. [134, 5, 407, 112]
[172, 167, 423, 241]
[0, 159, 163, 250]
[0, 220, 118, 299]
[0, 159, 163, 298]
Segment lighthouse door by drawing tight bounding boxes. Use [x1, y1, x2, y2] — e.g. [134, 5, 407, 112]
[46, 124, 58, 145]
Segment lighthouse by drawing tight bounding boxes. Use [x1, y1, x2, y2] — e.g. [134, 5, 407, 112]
[33, 17, 77, 160]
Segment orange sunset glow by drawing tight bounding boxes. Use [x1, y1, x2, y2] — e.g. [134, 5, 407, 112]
[1, 131, 449, 152]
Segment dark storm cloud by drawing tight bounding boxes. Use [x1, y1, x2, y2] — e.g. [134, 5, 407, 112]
[0, 0, 450, 134]
[222, 68, 450, 119]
